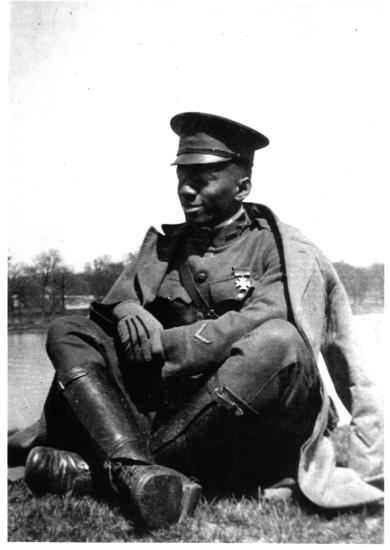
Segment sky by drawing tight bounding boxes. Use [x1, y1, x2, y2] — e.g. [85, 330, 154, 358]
[7, 0, 388, 271]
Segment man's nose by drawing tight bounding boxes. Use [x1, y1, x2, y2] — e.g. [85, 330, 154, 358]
[179, 183, 197, 199]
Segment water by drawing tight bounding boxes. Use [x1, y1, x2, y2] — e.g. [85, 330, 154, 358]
[8, 331, 54, 432]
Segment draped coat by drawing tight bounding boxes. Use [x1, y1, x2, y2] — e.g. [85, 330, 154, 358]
[101, 202, 384, 508]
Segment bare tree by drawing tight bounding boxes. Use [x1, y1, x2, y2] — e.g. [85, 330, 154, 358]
[8, 257, 28, 324]
[84, 255, 125, 300]
[31, 249, 64, 318]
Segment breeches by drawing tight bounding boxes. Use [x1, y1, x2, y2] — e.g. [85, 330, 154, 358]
[44, 315, 321, 493]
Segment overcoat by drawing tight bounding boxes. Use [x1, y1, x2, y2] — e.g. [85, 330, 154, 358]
[102, 202, 384, 508]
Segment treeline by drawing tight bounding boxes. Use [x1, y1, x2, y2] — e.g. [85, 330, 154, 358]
[8, 249, 137, 326]
[8, 250, 384, 327]
[333, 261, 384, 309]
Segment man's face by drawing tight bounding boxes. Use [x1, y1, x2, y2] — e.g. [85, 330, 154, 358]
[177, 162, 244, 227]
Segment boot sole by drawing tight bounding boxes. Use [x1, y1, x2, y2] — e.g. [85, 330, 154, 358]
[115, 465, 184, 529]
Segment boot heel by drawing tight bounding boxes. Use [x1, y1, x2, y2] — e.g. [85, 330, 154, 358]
[179, 478, 202, 521]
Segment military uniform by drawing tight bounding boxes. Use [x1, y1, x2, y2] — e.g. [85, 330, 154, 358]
[147, 208, 288, 375]
[24, 203, 317, 495]
[8, 113, 383, 523]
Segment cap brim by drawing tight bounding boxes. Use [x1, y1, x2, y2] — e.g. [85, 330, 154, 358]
[171, 154, 234, 165]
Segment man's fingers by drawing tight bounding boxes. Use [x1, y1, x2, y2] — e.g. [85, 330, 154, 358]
[136, 317, 152, 362]
[123, 318, 135, 361]
[124, 319, 131, 339]
[130, 318, 142, 347]
[136, 315, 150, 339]
[118, 314, 155, 364]
[131, 316, 153, 362]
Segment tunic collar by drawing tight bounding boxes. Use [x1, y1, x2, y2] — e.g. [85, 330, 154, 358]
[185, 208, 252, 249]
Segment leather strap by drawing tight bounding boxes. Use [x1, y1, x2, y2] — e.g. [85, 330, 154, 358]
[177, 146, 242, 160]
[207, 374, 261, 417]
[178, 261, 219, 320]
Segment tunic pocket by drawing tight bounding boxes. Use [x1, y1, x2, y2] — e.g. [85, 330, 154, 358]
[157, 276, 192, 304]
[150, 276, 197, 328]
[209, 273, 256, 314]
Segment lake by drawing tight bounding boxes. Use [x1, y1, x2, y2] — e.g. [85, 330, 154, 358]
[8, 331, 54, 433]
[8, 314, 384, 432]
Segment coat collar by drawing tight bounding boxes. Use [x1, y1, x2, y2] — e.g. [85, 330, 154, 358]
[135, 225, 184, 304]
[244, 203, 318, 317]
[137, 203, 317, 311]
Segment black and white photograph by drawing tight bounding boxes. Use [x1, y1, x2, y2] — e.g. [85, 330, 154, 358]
[7, 0, 385, 542]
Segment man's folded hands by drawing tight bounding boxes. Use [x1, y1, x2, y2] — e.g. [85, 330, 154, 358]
[113, 300, 165, 365]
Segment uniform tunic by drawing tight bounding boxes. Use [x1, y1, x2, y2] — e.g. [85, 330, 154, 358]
[148, 210, 288, 378]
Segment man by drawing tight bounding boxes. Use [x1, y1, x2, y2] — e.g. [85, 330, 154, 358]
[8, 112, 384, 529]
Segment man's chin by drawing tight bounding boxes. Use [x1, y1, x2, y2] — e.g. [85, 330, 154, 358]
[184, 211, 211, 227]
[185, 217, 213, 228]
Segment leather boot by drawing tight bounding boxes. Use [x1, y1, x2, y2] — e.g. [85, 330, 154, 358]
[24, 446, 201, 528]
[109, 461, 200, 528]
[25, 446, 92, 495]
[46, 365, 201, 528]
[57, 364, 152, 463]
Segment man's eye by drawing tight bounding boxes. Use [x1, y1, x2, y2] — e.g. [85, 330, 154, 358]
[177, 175, 189, 185]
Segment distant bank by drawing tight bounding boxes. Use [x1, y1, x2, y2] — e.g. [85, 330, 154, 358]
[8, 302, 383, 333]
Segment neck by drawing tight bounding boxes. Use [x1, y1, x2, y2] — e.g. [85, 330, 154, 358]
[186, 205, 250, 248]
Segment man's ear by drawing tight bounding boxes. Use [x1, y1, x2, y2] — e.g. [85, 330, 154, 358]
[235, 177, 252, 202]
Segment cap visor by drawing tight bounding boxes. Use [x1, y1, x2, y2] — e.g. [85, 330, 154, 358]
[171, 153, 234, 165]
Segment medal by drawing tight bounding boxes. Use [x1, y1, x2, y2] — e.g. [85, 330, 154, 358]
[232, 268, 253, 299]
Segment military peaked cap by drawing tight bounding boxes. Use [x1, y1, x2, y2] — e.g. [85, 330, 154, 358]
[170, 112, 269, 166]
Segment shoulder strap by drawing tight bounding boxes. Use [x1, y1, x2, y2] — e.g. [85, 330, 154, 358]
[178, 261, 219, 319]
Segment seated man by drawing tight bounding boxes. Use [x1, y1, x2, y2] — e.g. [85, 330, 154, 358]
[8, 112, 383, 529]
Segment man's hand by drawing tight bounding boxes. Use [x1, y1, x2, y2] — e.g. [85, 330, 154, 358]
[113, 301, 164, 365]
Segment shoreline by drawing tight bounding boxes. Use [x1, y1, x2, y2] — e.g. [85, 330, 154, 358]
[8, 309, 90, 333]
[7, 304, 383, 333]
[8, 324, 50, 333]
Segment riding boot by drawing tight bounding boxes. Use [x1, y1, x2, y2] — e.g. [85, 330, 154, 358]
[24, 446, 201, 526]
[31, 363, 198, 529]
[57, 362, 152, 464]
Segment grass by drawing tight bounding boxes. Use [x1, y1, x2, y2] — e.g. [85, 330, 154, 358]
[8, 428, 384, 543]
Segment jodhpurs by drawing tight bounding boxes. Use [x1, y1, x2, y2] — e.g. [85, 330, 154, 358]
[42, 314, 321, 494]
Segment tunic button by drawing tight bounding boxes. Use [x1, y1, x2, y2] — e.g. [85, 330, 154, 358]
[196, 271, 207, 283]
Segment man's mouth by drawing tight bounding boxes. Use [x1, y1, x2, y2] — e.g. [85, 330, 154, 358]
[183, 205, 202, 214]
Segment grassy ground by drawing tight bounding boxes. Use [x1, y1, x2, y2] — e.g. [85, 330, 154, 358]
[8, 428, 384, 543]
[7, 481, 384, 543]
